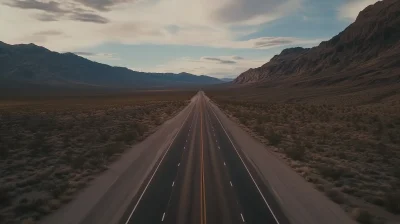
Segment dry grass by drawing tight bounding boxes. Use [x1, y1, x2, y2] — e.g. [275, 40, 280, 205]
[0, 91, 194, 224]
[208, 87, 400, 224]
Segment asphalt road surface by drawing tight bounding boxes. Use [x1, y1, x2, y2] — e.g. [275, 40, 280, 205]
[121, 92, 290, 224]
[42, 91, 355, 224]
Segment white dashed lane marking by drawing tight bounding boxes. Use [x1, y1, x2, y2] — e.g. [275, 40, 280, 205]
[241, 213, 245, 222]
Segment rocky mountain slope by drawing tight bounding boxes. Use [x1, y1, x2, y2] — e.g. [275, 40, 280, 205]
[0, 42, 222, 89]
[234, 0, 400, 86]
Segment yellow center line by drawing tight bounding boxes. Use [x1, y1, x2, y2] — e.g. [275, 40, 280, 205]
[200, 99, 207, 224]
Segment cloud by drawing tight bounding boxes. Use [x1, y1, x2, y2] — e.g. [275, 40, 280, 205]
[253, 37, 295, 48]
[72, 51, 95, 56]
[72, 51, 119, 59]
[202, 57, 237, 64]
[3, 0, 110, 24]
[232, 56, 244, 60]
[4, 0, 66, 13]
[35, 13, 60, 21]
[70, 12, 109, 23]
[165, 25, 180, 34]
[21, 30, 65, 43]
[212, 0, 301, 25]
[35, 30, 63, 36]
[0, 0, 323, 52]
[73, 0, 132, 11]
[338, 0, 380, 20]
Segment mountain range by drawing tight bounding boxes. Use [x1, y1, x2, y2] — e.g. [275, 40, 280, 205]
[0, 42, 222, 89]
[234, 0, 400, 87]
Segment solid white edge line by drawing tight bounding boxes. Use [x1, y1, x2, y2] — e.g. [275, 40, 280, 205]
[230, 181, 233, 187]
[241, 213, 245, 222]
[172, 181, 175, 187]
[209, 103, 281, 224]
[124, 103, 194, 224]
[161, 212, 166, 221]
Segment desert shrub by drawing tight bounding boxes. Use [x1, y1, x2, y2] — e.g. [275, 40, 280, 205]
[305, 128, 315, 136]
[366, 196, 385, 207]
[0, 187, 11, 207]
[50, 182, 70, 198]
[285, 143, 306, 160]
[317, 165, 346, 180]
[21, 218, 36, 224]
[388, 130, 399, 144]
[254, 125, 265, 136]
[102, 143, 125, 157]
[394, 167, 400, 179]
[0, 145, 9, 159]
[116, 130, 138, 144]
[357, 211, 373, 224]
[70, 155, 85, 169]
[325, 189, 345, 204]
[352, 208, 373, 224]
[14, 198, 45, 215]
[239, 116, 248, 125]
[136, 123, 148, 135]
[384, 191, 400, 214]
[266, 129, 282, 146]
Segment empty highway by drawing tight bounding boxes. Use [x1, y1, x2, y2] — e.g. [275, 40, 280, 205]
[121, 92, 289, 224]
[42, 92, 355, 224]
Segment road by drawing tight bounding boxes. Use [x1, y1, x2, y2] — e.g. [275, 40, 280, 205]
[121, 92, 290, 224]
[42, 91, 355, 224]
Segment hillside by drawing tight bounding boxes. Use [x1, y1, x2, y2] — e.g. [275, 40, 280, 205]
[0, 42, 222, 89]
[234, 0, 400, 87]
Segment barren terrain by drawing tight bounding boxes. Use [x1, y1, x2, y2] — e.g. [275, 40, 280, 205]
[208, 86, 400, 224]
[0, 91, 194, 224]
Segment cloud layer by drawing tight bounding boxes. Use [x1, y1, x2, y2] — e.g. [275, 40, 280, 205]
[0, 0, 321, 51]
[202, 57, 237, 64]
[1, 0, 372, 78]
[4, 0, 110, 24]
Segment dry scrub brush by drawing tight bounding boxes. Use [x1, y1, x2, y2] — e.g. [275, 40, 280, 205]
[0, 92, 193, 223]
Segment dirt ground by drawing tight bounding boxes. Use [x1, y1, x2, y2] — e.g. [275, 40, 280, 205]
[208, 86, 400, 224]
[0, 91, 194, 224]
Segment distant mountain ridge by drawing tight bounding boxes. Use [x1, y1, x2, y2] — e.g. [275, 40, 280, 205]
[234, 0, 400, 86]
[220, 78, 235, 82]
[0, 42, 222, 89]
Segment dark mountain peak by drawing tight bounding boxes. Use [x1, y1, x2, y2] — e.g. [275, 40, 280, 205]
[234, 0, 400, 86]
[269, 47, 310, 63]
[280, 47, 308, 56]
[356, 0, 396, 21]
[179, 72, 195, 76]
[13, 43, 51, 54]
[0, 41, 222, 88]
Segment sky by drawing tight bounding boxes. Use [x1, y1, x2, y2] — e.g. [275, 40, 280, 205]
[0, 0, 380, 78]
